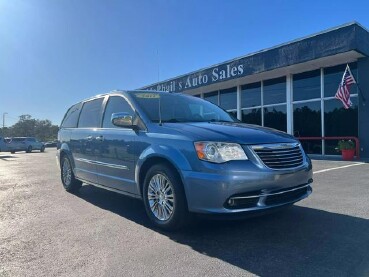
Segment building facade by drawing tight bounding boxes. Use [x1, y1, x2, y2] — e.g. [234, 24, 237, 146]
[141, 22, 369, 159]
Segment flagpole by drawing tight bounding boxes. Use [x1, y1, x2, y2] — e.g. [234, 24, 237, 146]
[356, 83, 366, 104]
[346, 64, 366, 105]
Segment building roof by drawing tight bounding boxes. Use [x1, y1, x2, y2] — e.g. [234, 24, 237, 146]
[140, 22, 369, 94]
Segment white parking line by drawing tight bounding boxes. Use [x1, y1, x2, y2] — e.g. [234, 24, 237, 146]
[314, 163, 366, 174]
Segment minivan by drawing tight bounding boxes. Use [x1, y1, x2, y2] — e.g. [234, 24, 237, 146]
[57, 90, 313, 230]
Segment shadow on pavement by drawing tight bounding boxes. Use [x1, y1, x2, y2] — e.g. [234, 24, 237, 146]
[76, 184, 369, 277]
[0, 155, 18, 161]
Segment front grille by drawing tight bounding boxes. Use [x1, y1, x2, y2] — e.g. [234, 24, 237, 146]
[265, 186, 310, 205]
[252, 143, 304, 169]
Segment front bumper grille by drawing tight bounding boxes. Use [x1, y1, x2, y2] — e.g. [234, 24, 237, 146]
[264, 185, 310, 205]
[252, 143, 304, 169]
[225, 183, 312, 209]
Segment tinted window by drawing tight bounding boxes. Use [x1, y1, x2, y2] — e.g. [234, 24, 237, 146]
[78, 98, 104, 128]
[132, 92, 234, 123]
[293, 70, 321, 101]
[12, 138, 26, 142]
[324, 97, 358, 154]
[219, 87, 237, 110]
[293, 101, 321, 154]
[264, 77, 286, 105]
[241, 108, 261, 125]
[103, 96, 134, 128]
[204, 91, 218, 105]
[324, 63, 357, 98]
[264, 105, 287, 132]
[241, 82, 261, 108]
[61, 103, 82, 128]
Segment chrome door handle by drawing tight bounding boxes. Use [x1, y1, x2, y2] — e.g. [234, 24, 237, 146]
[95, 136, 104, 141]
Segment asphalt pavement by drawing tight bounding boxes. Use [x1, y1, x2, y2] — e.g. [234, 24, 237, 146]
[0, 149, 368, 277]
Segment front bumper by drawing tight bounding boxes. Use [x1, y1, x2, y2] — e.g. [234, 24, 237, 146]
[181, 160, 313, 214]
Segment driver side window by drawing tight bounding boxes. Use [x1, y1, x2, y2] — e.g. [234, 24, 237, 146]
[103, 96, 134, 128]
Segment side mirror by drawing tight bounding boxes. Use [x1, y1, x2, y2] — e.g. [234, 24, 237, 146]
[111, 112, 134, 128]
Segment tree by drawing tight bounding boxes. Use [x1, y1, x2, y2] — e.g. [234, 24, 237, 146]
[1, 114, 59, 141]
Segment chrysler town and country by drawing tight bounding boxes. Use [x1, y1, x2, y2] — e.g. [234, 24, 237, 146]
[57, 90, 313, 230]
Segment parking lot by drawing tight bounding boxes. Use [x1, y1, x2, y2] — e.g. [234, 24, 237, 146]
[0, 149, 368, 277]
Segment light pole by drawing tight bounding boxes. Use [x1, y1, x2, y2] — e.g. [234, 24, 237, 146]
[2, 112, 8, 136]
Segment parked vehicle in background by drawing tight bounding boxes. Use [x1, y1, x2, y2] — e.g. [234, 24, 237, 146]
[45, 140, 58, 148]
[7, 137, 45, 153]
[0, 137, 10, 152]
[57, 90, 313, 230]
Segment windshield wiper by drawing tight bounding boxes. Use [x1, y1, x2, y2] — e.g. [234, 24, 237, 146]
[208, 119, 234, 123]
[161, 119, 181, 123]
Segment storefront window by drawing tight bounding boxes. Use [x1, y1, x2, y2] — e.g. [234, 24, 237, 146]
[241, 82, 261, 108]
[293, 69, 321, 101]
[293, 101, 321, 154]
[324, 97, 358, 154]
[220, 87, 237, 110]
[264, 105, 287, 132]
[204, 91, 218, 105]
[242, 108, 261, 125]
[264, 77, 286, 105]
[324, 63, 358, 98]
[227, 110, 237, 120]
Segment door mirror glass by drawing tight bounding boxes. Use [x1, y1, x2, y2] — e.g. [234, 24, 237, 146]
[111, 112, 133, 128]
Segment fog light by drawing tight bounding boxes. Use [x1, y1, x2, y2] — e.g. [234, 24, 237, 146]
[228, 199, 235, 206]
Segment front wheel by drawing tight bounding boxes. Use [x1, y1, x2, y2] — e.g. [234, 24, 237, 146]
[26, 146, 32, 153]
[61, 155, 82, 192]
[143, 164, 189, 231]
[40, 146, 45, 152]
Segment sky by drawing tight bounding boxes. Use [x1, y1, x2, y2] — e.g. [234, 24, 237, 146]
[1, 0, 369, 125]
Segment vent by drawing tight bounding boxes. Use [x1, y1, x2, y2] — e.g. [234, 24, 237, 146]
[252, 143, 304, 169]
[265, 186, 310, 205]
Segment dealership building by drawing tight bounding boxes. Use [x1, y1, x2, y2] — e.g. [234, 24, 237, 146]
[141, 22, 369, 159]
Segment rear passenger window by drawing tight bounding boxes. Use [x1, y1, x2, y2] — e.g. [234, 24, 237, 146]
[61, 103, 82, 128]
[102, 96, 134, 128]
[78, 98, 104, 128]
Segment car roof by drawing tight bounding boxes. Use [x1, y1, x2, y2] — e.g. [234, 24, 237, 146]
[72, 89, 179, 106]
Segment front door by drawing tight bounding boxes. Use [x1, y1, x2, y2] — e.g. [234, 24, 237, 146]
[94, 95, 138, 195]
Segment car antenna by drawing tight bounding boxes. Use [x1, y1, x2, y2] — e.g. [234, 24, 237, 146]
[159, 94, 162, 126]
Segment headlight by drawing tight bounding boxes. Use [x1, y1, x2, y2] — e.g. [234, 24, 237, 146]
[194, 142, 248, 163]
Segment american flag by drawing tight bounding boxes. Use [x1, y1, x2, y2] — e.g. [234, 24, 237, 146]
[335, 65, 356, 109]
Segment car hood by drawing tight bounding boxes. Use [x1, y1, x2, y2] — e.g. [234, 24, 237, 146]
[163, 122, 297, 145]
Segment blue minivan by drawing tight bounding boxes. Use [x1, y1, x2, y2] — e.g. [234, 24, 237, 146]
[57, 90, 313, 230]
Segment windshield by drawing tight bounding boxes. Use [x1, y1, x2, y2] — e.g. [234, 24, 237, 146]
[132, 92, 235, 123]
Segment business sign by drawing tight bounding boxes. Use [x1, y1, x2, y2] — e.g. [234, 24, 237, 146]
[142, 60, 246, 93]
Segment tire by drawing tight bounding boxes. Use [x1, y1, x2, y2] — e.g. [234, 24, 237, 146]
[11, 151, 15, 154]
[143, 163, 189, 231]
[61, 155, 82, 192]
[40, 146, 45, 153]
[26, 146, 32, 153]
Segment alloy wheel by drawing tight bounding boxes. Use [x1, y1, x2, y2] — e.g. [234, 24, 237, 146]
[147, 173, 175, 221]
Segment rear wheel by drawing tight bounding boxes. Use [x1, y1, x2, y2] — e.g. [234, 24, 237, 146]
[61, 155, 82, 192]
[143, 164, 189, 231]
[40, 146, 45, 152]
[26, 146, 32, 153]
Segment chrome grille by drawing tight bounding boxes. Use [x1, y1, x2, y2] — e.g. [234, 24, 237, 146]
[252, 143, 304, 169]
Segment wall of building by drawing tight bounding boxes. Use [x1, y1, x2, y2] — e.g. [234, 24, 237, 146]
[358, 57, 369, 158]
